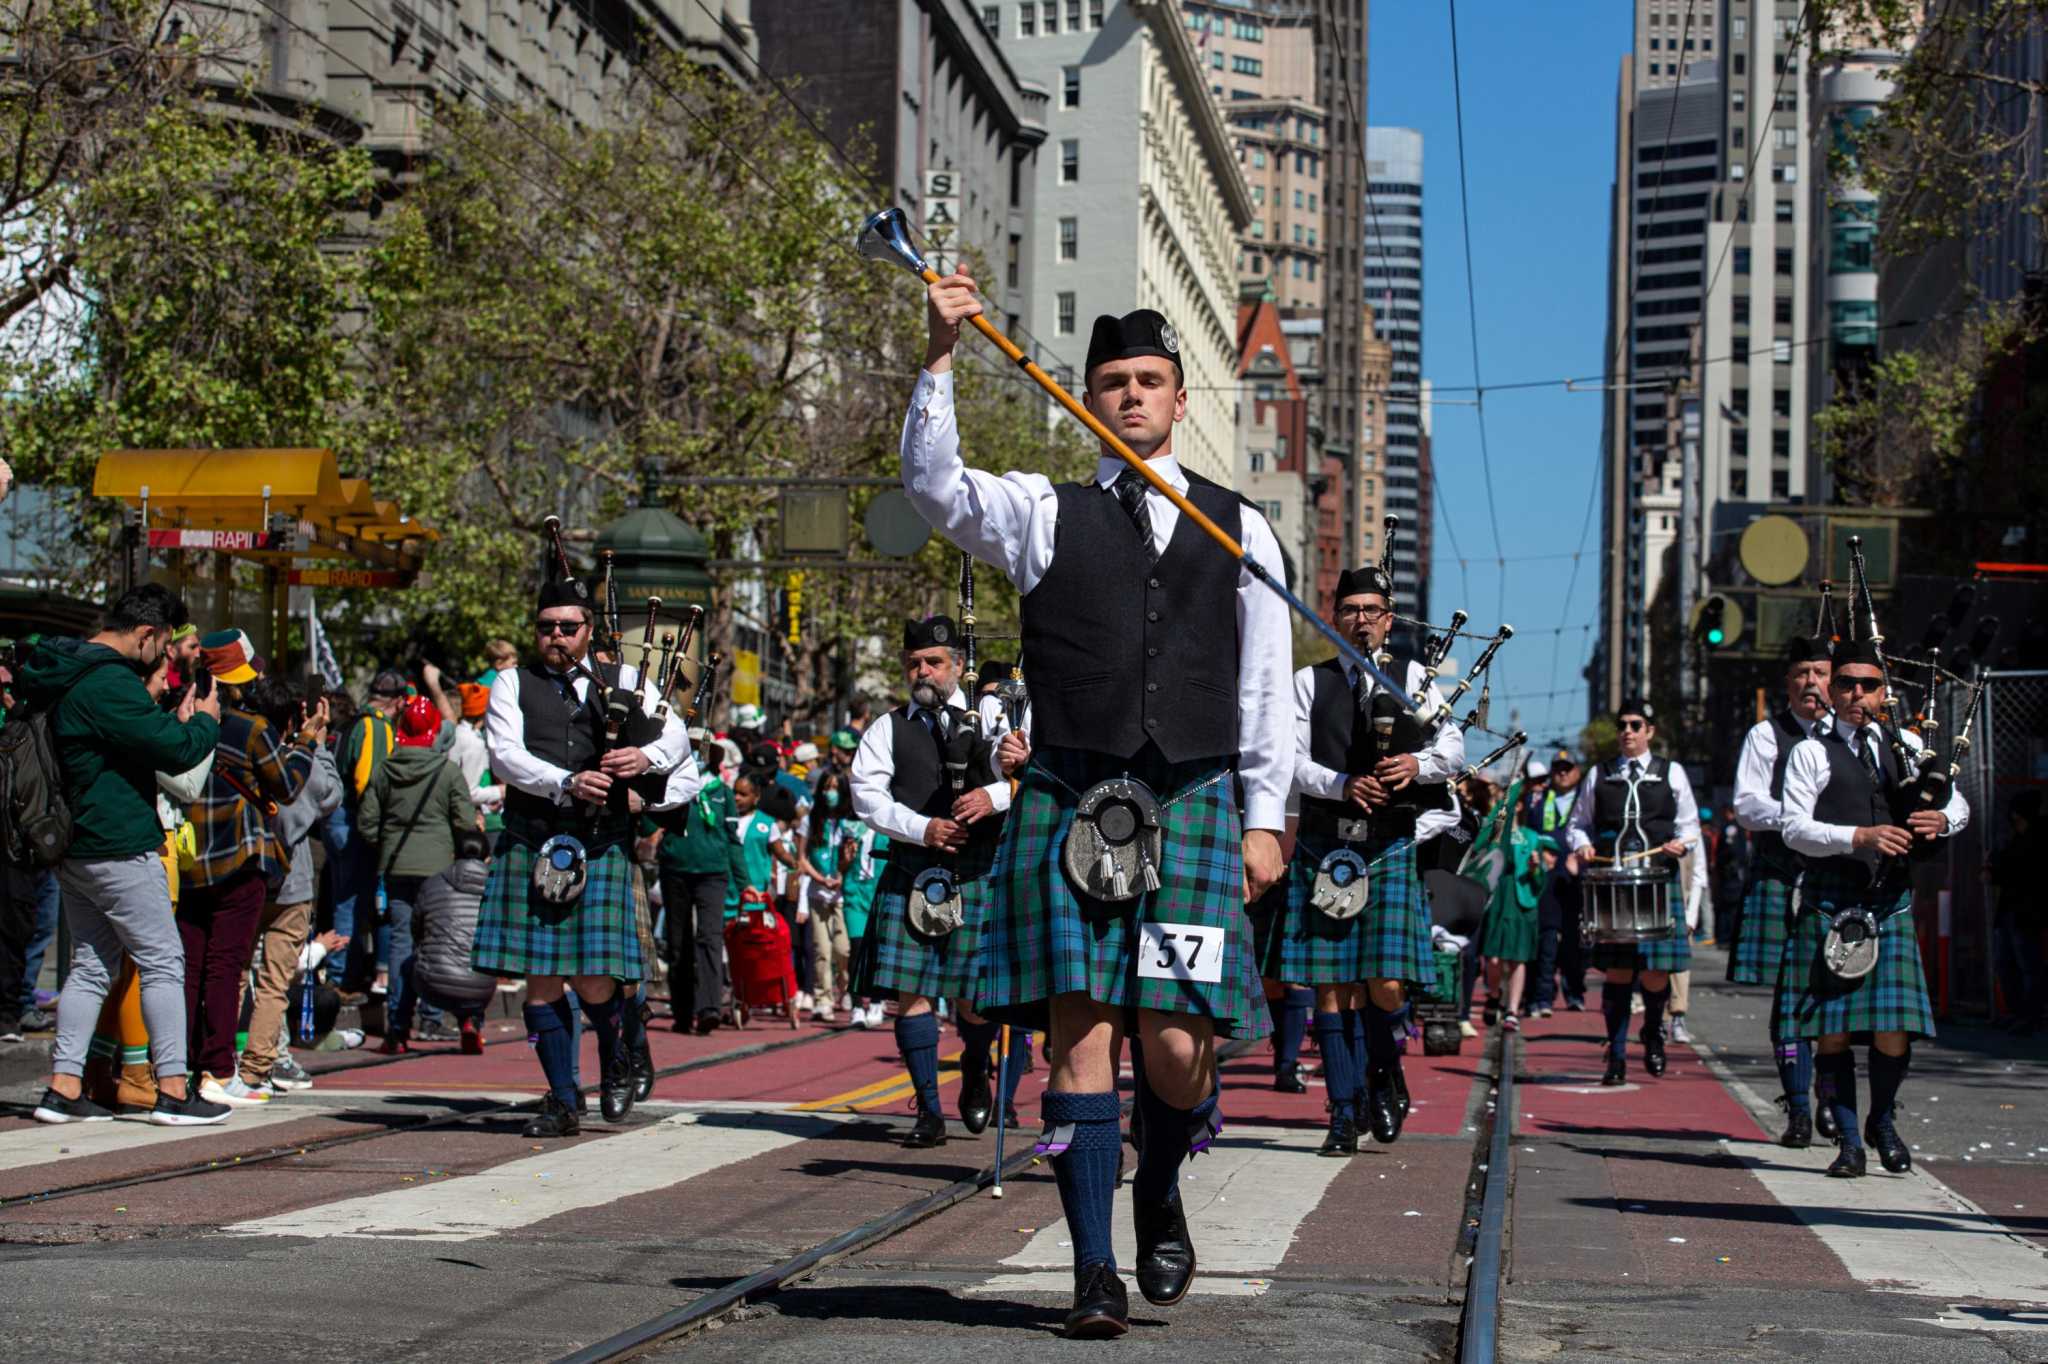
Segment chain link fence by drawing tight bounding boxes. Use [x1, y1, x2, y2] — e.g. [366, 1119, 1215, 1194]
[1940, 671, 2048, 1018]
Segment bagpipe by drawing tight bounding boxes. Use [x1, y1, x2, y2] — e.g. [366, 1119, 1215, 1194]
[907, 549, 1000, 938]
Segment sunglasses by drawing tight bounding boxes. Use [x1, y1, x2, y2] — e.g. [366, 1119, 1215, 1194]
[535, 619, 585, 637]
[1835, 676, 1883, 694]
[1618, 719, 1649, 732]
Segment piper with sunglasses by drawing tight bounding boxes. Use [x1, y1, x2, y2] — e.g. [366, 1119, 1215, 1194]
[1563, 699, 1707, 1086]
[470, 525, 697, 1139]
[1775, 637, 1967, 1178]
[1274, 561, 1462, 1157]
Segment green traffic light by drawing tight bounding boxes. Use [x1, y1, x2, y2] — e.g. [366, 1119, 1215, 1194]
[1706, 627, 1725, 645]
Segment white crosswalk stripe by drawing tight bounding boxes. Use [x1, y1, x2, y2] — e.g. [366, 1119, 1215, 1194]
[0, 1104, 309, 1175]
[972, 1129, 1345, 1298]
[221, 1107, 848, 1242]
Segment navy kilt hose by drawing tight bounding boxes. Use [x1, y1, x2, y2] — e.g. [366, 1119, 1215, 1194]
[1729, 869, 1798, 986]
[981, 746, 1267, 1039]
[850, 838, 998, 1002]
[1586, 859, 1693, 974]
[472, 838, 646, 981]
[1269, 833, 1430, 987]
[1776, 864, 1936, 1041]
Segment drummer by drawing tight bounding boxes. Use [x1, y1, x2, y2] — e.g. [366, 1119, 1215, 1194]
[1562, 699, 1707, 1086]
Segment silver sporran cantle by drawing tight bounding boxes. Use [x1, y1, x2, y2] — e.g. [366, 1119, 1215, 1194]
[1310, 847, 1371, 920]
[907, 866, 964, 936]
[1061, 777, 1165, 904]
[532, 834, 589, 908]
[1822, 907, 1881, 981]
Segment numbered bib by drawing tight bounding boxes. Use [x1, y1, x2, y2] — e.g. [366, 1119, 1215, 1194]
[1136, 921, 1226, 985]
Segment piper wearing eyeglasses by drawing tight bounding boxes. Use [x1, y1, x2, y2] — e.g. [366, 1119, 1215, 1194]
[1275, 564, 1462, 1155]
[471, 550, 695, 1139]
[1563, 698, 1706, 1086]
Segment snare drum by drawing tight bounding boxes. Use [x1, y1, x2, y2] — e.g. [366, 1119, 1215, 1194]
[1579, 863, 1676, 944]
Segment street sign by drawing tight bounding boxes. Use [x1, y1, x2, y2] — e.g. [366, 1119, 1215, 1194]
[923, 170, 960, 275]
[862, 487, 932, 557]
[287, 568, 413, 589]
[780, 488, 848, 556]
[147, 528, 287, 551]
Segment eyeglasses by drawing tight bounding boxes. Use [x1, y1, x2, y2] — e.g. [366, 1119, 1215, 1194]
[1835, 676, 1884, 694]
[1618, 719, 1649, 732]
[535, 619, 585, 637]
[1335, 604, 1392, 623]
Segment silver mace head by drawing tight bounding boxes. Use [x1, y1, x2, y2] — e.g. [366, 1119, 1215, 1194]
[857, 206, 928, 276]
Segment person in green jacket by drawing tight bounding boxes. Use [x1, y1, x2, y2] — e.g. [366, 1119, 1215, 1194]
[20, 585, 227, 1126]
[1480, 816, 1556, 1034]
[359, 697, 478, 1053]
[638, 730, 743, 1034]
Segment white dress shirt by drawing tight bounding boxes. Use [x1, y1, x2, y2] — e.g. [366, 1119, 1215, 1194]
[485, 659, 690, 804]
[1782, 722, 1969, 864]
[1731, 711, 1827, 835]
[900, 368, 1292, 832]
[1564, 753, 1709, 912]
[1290, 657, 1466, 843]
[850, 687, 1013, 848]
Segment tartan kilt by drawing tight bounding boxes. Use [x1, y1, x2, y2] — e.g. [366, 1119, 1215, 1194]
[1271, 834, 1430, 986]
[472, 837, 645, 980]
[850, 838, 997, 1002]
[1729, 869, 1798, 986]
[1776, 865, 1935, 1041]
[980, 748, 1263, 1038]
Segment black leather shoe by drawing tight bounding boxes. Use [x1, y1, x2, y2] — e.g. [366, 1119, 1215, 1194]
[1364, 1070, 1400, 1144]
[1318, 1116, 1359, 1156]
[958, 1066, 993, 1135]
[1642, 1026, 1668, 1078]
[1273, 1064, 1308, 1094]
[632, 1039, 655, 1103]
[902, 1109, 947, 1148]
[522, 1093, 580, 1139]
[1779, 1108, 1813, 1149]
[1827, 1144, 1868, 1178]
[600, 1065, 636, 1124]
[1133, 1190, 1197, 1306]
[1389, 1062, 1411, 1123]
[1064, 1262, 1130, 1340]
[1867, 1116, 1912, 1173]
[1814, 1097, 1840, 1141]
[1601, 1055, 1627, 1087]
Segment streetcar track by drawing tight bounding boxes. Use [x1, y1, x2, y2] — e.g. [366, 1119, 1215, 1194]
[0, 1023, 845, 1210]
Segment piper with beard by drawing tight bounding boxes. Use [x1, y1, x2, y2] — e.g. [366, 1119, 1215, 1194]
[1778, 638, 1966, 1177]
[848, 614, 1011, 1149]
[1563, 699, 1707, 1086]
[906, 278, 1289, 1340]
[472, 554, 694, 1138]
[1277, 563, 1462, 1155]
[1730, 638, 1837, 1147]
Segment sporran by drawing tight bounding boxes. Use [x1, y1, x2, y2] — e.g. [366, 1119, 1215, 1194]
[532, 834, 589, 908]
[907, 865, 964, 936]
[1822, 907, 1881, 982]
[1310, 847, 1372, 921]
[1060, 776, 1165, 904]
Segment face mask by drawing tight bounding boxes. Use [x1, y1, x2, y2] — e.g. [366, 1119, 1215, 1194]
[823, 788, 841, 810]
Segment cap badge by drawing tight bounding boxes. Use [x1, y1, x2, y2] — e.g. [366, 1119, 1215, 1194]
[1159, 322, 1180, 355]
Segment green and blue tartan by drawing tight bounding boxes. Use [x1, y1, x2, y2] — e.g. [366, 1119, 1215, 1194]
[1270, 834, 1430, 986]
[1729, 868, 1799, 986]
[850, 838, 997, 1002]
[1776, 864, 1935, 1041]
[1587, 864, 1693, 973]
[980, 747, 1264, 1038]
[1247, 880, 1286, 982]
[472, 837, 645, 980]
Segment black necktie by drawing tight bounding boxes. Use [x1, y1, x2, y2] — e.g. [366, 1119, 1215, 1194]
[1351, 667, 1371, 714]
[1626, 758, 1641, 781]
[1114, 469, 1156, 561]
[1857, 729, 1881, 781]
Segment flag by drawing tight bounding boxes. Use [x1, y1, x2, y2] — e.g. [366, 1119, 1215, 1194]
[307, 592, 343, 690]
[1458, 777, 1525, 908]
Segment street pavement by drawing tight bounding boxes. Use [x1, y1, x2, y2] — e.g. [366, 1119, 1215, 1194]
[0, 946, 2041, 1361]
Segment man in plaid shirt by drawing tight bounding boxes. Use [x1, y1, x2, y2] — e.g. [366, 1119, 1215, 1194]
[182, 630, 313, 1106]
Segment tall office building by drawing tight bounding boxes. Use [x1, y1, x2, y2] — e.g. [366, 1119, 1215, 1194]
[1594, 55, 1720, 712]
[1364, 126, 1425, 615]
[990, 0, 1253, 483]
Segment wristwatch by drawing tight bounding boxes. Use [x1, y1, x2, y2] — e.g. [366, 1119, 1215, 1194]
[558, 771, 576, 803]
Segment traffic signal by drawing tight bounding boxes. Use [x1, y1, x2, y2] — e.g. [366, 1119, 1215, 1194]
[1701, 595, 1728, 646]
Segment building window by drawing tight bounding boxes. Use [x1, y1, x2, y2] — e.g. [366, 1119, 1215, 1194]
[1773, 337, 1793, 364]
[1056, 291, 1076, 334]
[1089, 0, 1103, 27]
[1249, 451, 1265, 473]
[1733, 53, 1746, 75]
[1293, 188, 1303, 208]
[1007, 233, 1020, 288]
[1251, 220, 1264, 239]
[1020, 2, 1033, 35]
[1730, 126, 1745, 149]
[1308, 192, 1317, 211]
[1253, 150, 1266, 169]
[1773, 388, 1792, 418]
[1066, 0, 1080, 28]
[1231, 55, 1262, 76]
[1734, 246, 1751, 274]
[981, 5, 998, 33]
[1058, 216, 1077, 260]
[1733, 89, 1746, 110]
[1042, 1, 1056, 33]
[1733, 16, 1747, 39]
[1251, 253, 1264, 273]
[1775, 247, 1793, 275]
[1775, 197, 1794, 222]
[1732, 295, 1750, 324]
[1775, 126, 1798, 149]
[1774, 294, 1793, 324]
[1772, 469, 1790, 499]
[1306, 259, 1316, 282]
[1772, 429, 1792, 457]
[1292, 258, 1302, 277]
[1060, 139, 1079, 182]
[1062, 65, 1081, 107]
[1292, 223, 1302, 243]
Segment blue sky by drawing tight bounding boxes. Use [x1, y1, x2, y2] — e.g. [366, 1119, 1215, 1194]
[1369, 1, 1631, 751]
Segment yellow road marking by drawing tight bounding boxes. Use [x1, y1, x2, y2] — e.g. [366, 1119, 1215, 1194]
[797, 1048, 964, 1112]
